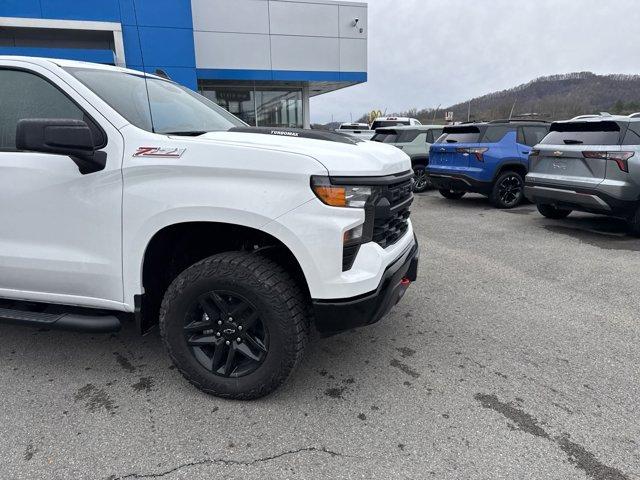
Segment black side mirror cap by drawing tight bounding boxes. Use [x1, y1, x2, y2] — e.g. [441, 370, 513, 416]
[16, 118, 106, 174]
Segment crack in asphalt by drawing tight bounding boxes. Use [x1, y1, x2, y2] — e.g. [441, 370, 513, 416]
[474, 393, 630, 480]
[111, 447, 349, 479]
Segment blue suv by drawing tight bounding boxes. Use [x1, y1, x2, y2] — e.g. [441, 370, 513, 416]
[426, 120, 550, 208]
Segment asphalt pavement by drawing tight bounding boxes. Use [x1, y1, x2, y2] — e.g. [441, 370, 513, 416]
[1, 191, 639, 479]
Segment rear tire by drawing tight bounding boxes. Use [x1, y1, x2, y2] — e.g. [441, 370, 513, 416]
[490, 171, 524, 209]
[412, 165, 431, 193]
[160, 251, 309, 400]
[537, 204, 572, 219]
[439, 189, 466, 200]
[627, 204, 640, 236]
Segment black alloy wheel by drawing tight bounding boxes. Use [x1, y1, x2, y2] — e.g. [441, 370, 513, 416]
[491, 171, 524, 209]
[184, 291, 268, 378]
[413, 166, 431, 193]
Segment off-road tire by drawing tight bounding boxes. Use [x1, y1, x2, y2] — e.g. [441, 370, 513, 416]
[439, 189, 466, 200]
[537, 204, 572, 220]
[490, 171, 524, 209]
[160, 251, 309, 400]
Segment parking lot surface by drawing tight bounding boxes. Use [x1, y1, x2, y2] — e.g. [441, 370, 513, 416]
[1, 191, 639, 480]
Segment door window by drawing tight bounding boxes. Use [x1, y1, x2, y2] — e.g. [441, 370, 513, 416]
[0, 69, 101, 150]
[522, 126, 550, 147]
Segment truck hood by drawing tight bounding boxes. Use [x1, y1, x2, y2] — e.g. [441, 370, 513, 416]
[197, 131, 411, 177]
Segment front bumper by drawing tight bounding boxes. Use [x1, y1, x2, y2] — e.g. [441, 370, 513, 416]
[312, 237, 419, 335]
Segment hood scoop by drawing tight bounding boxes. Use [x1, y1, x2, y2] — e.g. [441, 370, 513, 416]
[228, 127, 362, 145]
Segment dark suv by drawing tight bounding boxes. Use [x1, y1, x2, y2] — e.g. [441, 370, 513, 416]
[426, 120, 550, 208]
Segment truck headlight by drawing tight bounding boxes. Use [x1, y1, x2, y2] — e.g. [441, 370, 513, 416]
[310, 176, 373, 208]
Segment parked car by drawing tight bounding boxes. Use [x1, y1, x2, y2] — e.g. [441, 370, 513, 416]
[426, 120, 550, 208]
[372, 125, 444, 192]
[0, 56, 419, 399]
[525, 114, 640, 234]
[335, 122, 375, 140]
[371, 116, 422, 130]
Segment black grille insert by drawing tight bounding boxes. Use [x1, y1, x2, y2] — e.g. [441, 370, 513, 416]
[371, 179, 413, 249]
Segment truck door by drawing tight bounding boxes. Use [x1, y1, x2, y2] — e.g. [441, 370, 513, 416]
[0, 64, 124, 308]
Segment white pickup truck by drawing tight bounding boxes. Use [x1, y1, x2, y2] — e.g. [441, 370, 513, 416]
[0, 57, 419, 399]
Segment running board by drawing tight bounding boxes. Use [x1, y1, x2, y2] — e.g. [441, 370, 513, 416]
[0, 307, 121, 333]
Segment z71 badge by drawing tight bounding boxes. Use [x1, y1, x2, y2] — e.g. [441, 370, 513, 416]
[133, 147, 186, 158]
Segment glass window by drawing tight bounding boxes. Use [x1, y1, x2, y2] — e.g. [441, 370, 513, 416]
[396, 130, 420, 143]
[522, 126, 550, 147]
[201, 86, 256, 127]
[481, 126, 514, 143]
[371, 120, 410, 130]
[623, 124, 640, 145]
[541, 121, 622, 146]
[199, 83, 304, 129]
[428, 129, 443, 143]
[0, 69, 87, 149]
[437, 126, 481, 144]
[66, 68, 245, 134]
[255, 89, 302, 128]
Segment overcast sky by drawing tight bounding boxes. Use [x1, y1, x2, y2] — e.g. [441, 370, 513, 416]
[310, 0, 640, 124]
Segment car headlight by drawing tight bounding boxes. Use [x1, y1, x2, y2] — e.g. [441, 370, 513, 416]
[310, 176, 374, 208]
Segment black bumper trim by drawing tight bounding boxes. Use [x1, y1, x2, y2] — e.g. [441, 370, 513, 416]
[427, 172, 492, 194]
[312, 237, 419, 336]
[525, 182, 638, 216]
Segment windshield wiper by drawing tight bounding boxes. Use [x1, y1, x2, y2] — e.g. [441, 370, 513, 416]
[163, 131, 208, 136]
[563, 139, 583, 145]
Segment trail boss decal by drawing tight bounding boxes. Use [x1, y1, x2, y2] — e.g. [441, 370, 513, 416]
[134, 147, 186, 158]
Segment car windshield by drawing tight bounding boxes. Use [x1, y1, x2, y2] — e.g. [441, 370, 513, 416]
[64, 67, 246, 135]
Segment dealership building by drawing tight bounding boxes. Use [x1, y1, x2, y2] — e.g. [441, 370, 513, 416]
[0, 0, 368, 128]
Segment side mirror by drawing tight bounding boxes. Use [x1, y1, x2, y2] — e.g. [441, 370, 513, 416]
[16, 118, 106, 174]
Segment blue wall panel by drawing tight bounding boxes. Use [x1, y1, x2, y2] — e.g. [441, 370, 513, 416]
[118, 0, 137, 25]
[130, 0, 192, 28]
[121, 25, 143, 65]
[129, 65, 198, 90]
[40, 0, 120, 22]
[137, 27, 196, 68]
[0, 0, 42, 18]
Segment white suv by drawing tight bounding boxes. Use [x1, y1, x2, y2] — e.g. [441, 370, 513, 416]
[0, 57, 419, 399]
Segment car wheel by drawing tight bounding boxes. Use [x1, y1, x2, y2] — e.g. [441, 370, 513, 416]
[413, 165, 431, 193]
[491, 171, 524, 209]
[160, 251, 309, 400]
[627, 204, 640, 237]
[439, 189, 466, 200]
[537, 204, 572, 220]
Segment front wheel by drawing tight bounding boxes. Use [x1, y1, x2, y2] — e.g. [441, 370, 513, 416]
[491, 171, 524, 209]
[537, 204, 572, 220]
[439, 189, 466, 200]
[412, 165, 431, 193]
[160, 252, 309, 400]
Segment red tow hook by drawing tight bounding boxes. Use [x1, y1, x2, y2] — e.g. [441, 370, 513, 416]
[400, 277, 411, 287]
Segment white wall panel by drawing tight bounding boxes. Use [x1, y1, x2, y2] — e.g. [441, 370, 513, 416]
[339, 5, 367, 39]
[191, 0, 270, 34]
[194, 31, 271, 70]
[269, 1, 339, 37]
[340, 38, 367, 72]
[271, 35, 339, 71]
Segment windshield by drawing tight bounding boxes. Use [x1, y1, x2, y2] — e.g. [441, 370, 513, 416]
[65, 67, 246, 135]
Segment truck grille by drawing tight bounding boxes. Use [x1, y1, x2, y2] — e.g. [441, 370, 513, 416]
[371, 177, 413, 249]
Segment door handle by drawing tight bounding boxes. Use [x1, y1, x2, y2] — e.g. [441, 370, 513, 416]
[522, 151, 531, 155]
